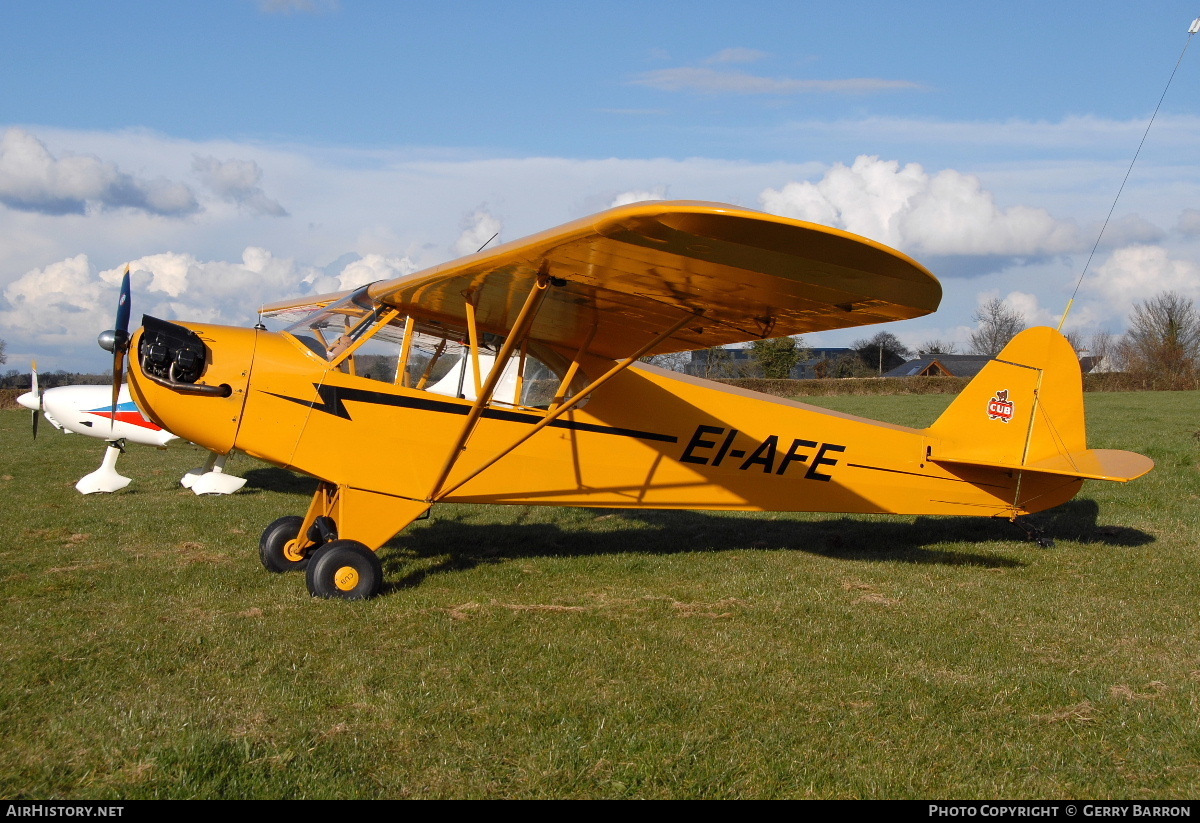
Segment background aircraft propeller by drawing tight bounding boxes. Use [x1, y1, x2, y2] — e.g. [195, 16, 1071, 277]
[29, 360, 41, 439]
[97, 266, 132, 430]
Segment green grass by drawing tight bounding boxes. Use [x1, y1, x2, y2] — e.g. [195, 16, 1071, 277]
[0, 392, 1197, 798]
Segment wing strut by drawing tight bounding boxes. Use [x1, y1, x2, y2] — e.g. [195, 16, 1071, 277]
[432, 308, 702, 502]
[426, 274, 552, 500]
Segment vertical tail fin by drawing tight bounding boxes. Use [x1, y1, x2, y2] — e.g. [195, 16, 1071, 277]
[925, 328, 1151, 482]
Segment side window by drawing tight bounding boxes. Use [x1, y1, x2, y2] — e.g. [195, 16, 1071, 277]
[402, 321, 587, 409]
[343, 318, 406, 384]
[515, 350, 564, 409]
[407, 325, 471, 395]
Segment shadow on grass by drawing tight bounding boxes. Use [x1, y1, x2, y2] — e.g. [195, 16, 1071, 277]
[241, 467, 320, 495]
[378, 499, 1153, 592]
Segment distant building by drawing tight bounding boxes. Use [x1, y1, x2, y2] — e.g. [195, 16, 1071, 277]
[885, 352, 1106, 379]
[883, 354, 992, 379]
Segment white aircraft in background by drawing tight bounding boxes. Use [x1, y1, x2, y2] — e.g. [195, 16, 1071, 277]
[17, 363, 246, 495]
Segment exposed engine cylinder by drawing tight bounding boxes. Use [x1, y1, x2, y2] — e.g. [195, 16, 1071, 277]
[139, 315, 208, 385]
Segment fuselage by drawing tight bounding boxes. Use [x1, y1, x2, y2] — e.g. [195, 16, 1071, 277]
[127, 320, 1078, 520]
[19, 384, 175, 447]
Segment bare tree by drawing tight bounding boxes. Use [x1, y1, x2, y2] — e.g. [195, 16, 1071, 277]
[1114, 291, 1200, 385]
[0, 338, 6, 366]
[917, 339, 957, 355]
[697, 346, 738, 379]
[969, 298, 1026, 357]
[1086, 331, 1114, 371]
[640, 351, 691, 372]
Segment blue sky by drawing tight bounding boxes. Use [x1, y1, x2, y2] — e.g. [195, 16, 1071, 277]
[4, 0, 1200, 370]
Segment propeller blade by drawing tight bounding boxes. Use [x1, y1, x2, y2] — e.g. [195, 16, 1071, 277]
[115, 267, 131, 340]
[110, 349, 125, 434]
[108, 267, 132, 433]
[30, 359, 40, 440]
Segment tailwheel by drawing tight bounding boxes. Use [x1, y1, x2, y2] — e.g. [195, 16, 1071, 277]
[259, 515, 310, 573]
[305, 540, 383, 600]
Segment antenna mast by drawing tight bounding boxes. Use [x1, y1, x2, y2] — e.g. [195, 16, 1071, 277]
[1057, 16, 1200, 331]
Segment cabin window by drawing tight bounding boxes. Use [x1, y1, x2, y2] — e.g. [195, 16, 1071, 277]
[400, 319, 586, 409]
[343, 316, 406, 383]
[284, 293, 587, 406]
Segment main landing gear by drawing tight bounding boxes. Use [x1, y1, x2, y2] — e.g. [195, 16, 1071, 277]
[257, 482, 430, 600]
[258, 516, 382, 599]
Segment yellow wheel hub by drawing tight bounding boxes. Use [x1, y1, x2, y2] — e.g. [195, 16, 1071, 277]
[334, 565, 360, 591]
[283, 539, 306, 563]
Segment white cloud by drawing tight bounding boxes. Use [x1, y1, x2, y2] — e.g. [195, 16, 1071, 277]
[703, 48, 768, 65]
[1175, 208, 1200, 236]
[1, 254, 111, 345]
[0, 248, 333, 356]
[759, 155, 1081, 258]
[1093, 213, 1165, 247]
[192, 155, 288, 217]
[1086, 245, 1200, 316]
[632, 67, 922, 95]
[0, 128, 198, 217]
[454, 208, 502, 257]
[986, 290, 1060, 328]
[610, 186, 668, 207]
[2, 125, 1197, 368]
[335, 254, 418, 290]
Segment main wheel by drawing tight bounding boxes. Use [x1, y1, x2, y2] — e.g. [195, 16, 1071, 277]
[259, 515, 309, 573]
[305, 540, 383, 600]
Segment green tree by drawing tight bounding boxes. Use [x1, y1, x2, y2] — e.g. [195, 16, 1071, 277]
[749, 336, 809, 379]
[828, 352, 874, 378]
[851, 331, 912, 375]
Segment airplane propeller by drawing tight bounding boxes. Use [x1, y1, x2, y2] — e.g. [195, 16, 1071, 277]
[97, 266, 132, 430]
[29, 360, 41, 439]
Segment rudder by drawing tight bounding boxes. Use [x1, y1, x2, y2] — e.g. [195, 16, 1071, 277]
[925, 327, 1151, 483]
[927, 327, 1086, 468]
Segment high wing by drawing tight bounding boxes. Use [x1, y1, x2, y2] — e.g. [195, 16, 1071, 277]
[263, 201, 941, 359]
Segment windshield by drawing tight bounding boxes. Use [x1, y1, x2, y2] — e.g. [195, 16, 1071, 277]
[283, 287, 384, 361]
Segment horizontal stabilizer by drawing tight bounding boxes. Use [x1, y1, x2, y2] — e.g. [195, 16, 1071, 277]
[930, 448, 1154, 483]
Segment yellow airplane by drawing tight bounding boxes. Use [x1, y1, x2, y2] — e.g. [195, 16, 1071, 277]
[107, 201, 1152, 599]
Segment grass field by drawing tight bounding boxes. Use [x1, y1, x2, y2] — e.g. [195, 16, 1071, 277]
[1, 392, 1197, 799]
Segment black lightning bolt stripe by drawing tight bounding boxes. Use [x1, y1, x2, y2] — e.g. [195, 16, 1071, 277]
[264, 384, 679, 443]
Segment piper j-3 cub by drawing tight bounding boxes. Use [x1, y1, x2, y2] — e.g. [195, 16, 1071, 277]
[106, 201, 1152, 599]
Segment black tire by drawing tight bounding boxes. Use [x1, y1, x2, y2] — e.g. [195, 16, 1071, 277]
[305, 540, 383, 600]
[259, 515, 309, 573]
